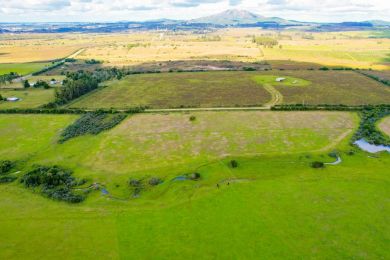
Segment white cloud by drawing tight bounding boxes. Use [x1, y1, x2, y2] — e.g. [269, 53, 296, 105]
[0, 0, 388, 22]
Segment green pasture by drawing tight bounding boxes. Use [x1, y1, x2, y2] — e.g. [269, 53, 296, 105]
[0, 62, 50, 75]
[0, 88, 55, 108]
[69, 71, 390, 109]
[0, 111, 388, 259]
[68, 71, 272, 109]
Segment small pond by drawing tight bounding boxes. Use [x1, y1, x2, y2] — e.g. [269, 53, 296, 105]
[354, 139, 390, 153]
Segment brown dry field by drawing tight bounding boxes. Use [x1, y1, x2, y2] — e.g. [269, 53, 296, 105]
[1, 29, 389, 70]
[0, 34, 89, 63]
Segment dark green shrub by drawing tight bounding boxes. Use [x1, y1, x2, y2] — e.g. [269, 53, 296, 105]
[189, 115, 196, 121]
[188, 172, 201, 180]
[0, 160, 13, 174]
[149, 177, 163, 186]
[311, 161, 325, 168]
[230, 160, 239, 168]
[0, 176, 17, 183]
[129, 179, 142, 187]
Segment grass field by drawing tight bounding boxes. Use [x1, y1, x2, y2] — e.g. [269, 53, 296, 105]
[379, 116, 390, 136]
[0, 111, 389, 259]
[272, 70, 390, 105]
[0, 62, 51, 75]
[0, 88, 55, 108]
[69, 72, 272, 109]
[0, 111, 356, 191]
[69, 71, 390, 109]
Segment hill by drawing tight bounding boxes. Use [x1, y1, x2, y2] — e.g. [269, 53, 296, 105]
[189, 9, 297, 26]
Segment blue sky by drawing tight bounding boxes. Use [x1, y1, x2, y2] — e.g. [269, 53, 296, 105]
[0, 0, 388, 22]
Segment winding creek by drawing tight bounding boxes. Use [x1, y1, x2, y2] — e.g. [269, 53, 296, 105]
[354, 139, 390, 153]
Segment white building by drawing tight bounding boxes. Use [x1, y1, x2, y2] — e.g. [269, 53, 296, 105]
[276, 77, 286, 82]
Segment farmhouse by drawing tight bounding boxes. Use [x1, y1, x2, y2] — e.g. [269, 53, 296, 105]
[276, 77, 286, 82]
[7, 97, 19, 102]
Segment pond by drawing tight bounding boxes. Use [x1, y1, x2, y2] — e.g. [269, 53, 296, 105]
[354, 139, 390, 153]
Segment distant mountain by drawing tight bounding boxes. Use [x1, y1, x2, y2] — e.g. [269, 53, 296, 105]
[366, 20, 390, 26]
[189, 9, 301, 26]
[0, 9, 389, 33]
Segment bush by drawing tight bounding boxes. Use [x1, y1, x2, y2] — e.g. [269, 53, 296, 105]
[189, 115, 196, 121]
[33, 80, 50, 89]
[188, 172, 201, 180]
[0, 160, 13, 174]
[149, 177, 163, 186]
[129, 179, 142, 187]
[311, 161, 325, 168]
[230, 160, 239, 168]
[23, 80, 30, 88]
[0, 176, 17, 183]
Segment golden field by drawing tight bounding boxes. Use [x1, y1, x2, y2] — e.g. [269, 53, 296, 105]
[0, 29, 389, 69]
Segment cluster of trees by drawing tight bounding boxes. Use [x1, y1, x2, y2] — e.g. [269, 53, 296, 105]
[252, 36, 278, 48]
[59, 111, 127, 143]
[24, 79, 50, 89]
[55, 72, 99, 105]
[353, 106, 390, 145]
[20, 165, 86, 203]
[0, 72, 19, 84]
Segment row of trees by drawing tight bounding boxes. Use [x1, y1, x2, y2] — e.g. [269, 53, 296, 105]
[32, 61, 65, 76]
[0, 72, 19, 84]
[271, 104, 371, 111]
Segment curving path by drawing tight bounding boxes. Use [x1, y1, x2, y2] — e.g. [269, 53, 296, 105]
[263, 84, 283, 108]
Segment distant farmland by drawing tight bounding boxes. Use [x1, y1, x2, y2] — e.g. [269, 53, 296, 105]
[0, 88, 55, 108]
[69, 70, 390, 109]
[0, 62, 50, 75]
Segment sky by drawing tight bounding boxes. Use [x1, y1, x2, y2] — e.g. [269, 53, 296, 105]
[0, 0, 389, 23]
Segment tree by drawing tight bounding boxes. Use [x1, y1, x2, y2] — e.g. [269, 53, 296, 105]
[23, 80, 30, 88]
